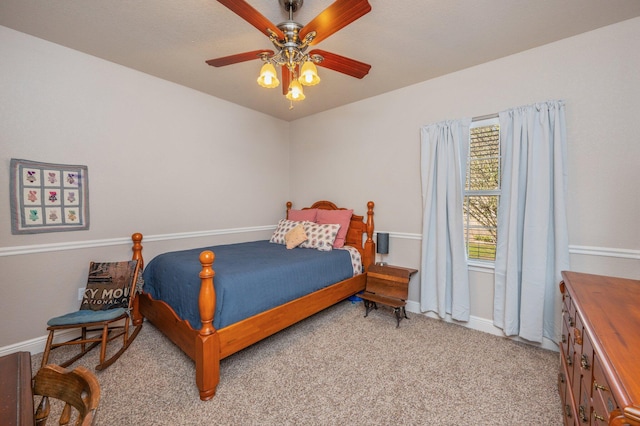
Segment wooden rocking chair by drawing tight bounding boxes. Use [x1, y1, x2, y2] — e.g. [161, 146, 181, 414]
[33, 364, 100, 426]
[41, 257, 142, 371]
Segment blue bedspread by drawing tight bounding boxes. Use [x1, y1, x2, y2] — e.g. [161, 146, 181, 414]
[142, 240, 355, 330]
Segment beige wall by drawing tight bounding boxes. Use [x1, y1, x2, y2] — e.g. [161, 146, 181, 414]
[0, 26, 290, 348]
[289, 18, 640, 323]
[2, 18, 639, 351]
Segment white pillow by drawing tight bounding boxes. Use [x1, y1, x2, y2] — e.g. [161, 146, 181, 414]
[299, 222, 340, 252]
[270, 219, 304, 245]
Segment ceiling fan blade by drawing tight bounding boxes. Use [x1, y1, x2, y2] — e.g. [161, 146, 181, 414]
[217, 0, 284, 39]
[280, 65, 300, 95]
[310, 50, 371, 79]
[300, 0, 371, 45]
[281, 65, 290, 96]
[206, 50, 274, 67]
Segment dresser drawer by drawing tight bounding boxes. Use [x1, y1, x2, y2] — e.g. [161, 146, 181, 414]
[579, 331, 593, 379]
[562, 285, 572, 312]
[563, 292, 575, 327]
[592, 355, 618, 423]
[566, 332, 576, 384]
[578, 376, 591, 424]
[592, 390, 613, 425]
[572, 308, 583, 346]
[559, 353, 568, 397]
[572, 311, 586, 385]
[559, 348, 578, 425]
[572, 361, 584, 421]
[561, 309, 572, 358]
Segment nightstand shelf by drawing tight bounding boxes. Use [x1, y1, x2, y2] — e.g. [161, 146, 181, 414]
[360, 264, 417, 327]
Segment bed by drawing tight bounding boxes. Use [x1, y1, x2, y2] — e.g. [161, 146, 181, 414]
[129, 200, 375, 400]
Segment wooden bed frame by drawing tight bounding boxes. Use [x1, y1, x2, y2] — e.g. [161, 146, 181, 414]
[129, 200, 375, 400]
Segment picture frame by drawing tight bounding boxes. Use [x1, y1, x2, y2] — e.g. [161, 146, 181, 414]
[9, 158, 90, 234]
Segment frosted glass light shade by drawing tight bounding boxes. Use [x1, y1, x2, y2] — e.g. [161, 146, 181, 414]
[299, 61, 320, 86]
[286, 80, 306, 101]
[257, 63, 280, 88]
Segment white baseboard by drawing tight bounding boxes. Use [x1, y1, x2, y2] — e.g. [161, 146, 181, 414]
[0, 329, 82, 357]
[0, 322, 127, 357]
[405, 300, 559, 352]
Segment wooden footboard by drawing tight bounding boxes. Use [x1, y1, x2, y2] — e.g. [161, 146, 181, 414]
[217, 273, 366, 359]
[131, 200, 375, 401]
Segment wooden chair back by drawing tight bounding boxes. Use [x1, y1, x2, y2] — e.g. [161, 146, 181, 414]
[33, 364, 100, 426]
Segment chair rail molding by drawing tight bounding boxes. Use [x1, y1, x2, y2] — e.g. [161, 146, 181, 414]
[374, 232, 639, 260]
[2, 229, 636, 261]
[568, 245, 640, 260]
[0, 226, 276, 257]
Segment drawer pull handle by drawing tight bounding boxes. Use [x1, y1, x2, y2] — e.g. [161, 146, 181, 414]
[565, 404, 572, 418]
[568, 316, 575, 327]
[561, 334, 566, 344]
[580, 354, 590, 370]
[579, 405, 588, 423]
[594, 381, 609, 392]
[593, 411, 605, 422]
[566, 355, 572, 366]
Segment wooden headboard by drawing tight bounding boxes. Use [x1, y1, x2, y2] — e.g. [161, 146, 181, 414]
[286, 200, 375, 270]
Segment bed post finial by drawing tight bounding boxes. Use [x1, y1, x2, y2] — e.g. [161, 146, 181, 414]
[198, 251, 216, 336]
[131, 233, 143, 267]
[131, 233, 144, 326]
[364, 201, 375, 270]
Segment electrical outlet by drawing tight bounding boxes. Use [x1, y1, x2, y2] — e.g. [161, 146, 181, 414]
[78, 288, 85, 301]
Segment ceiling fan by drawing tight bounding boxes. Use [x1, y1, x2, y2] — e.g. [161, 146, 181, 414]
[206, 0, 372, 103]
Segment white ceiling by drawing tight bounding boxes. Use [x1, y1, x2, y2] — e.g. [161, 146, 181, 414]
[2, 0, 640, 121]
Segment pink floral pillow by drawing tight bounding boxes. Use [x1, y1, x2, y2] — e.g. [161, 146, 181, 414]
[316, 209, 353, 248]
[299, 222, 340, 252]
[288, 208, 318, 222]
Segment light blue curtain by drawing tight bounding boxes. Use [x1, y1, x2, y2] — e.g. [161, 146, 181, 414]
[493, 100, 570, 343]
[420, 119, 471, 321]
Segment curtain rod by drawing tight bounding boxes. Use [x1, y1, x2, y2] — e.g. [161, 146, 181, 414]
[472, 113, 498, 122]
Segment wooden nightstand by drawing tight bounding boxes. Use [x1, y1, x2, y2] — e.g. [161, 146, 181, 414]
[360, 264, 417, 327]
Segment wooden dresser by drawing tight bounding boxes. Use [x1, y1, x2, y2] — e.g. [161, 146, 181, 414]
[558, 271, 640, 425]
[0, 351, 34, 425]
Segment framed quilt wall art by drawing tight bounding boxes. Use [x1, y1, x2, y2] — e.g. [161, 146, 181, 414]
[10, 158, 90, 234]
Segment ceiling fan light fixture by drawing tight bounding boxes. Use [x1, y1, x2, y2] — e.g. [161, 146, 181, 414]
[210, 0, 372, 106]
[299, 60, 320, 86]
[286, 79, 305, 101]
[257, 63, 280, 88]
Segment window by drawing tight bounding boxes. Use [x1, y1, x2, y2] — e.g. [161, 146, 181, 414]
[464, 118, 500, 261]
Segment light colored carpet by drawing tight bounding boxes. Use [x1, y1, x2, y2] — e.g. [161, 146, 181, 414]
[32, 301, 563, 425]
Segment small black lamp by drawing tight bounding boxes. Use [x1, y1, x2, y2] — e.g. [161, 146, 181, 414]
[376, 232, 389, 266]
